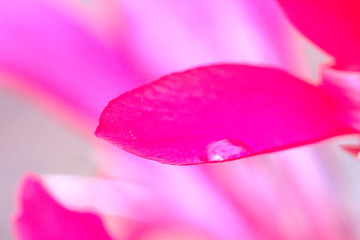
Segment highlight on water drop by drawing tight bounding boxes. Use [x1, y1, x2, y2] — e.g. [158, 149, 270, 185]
[204, 138, 253, 162]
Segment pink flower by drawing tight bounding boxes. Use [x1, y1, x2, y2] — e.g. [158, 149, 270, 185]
[96, 0, 360, 165]
[1, 0, 359, 239]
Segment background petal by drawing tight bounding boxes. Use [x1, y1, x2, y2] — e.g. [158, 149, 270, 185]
[276, 0, 360, 69]
[35, 174, 256, 239]
[96, 64, 353, 165]
[13, 174, 113, 240]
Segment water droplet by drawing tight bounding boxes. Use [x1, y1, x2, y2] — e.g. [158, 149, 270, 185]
[205, 139, 253, 162]
[341, 145, 360, 159]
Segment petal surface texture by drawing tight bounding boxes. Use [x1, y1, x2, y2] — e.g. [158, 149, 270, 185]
[96, 64, 352, 165]
[277, 0, 360, 68]
[14, 175, 113, 240]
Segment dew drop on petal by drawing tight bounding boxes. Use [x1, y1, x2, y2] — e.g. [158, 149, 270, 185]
[205, 139, 253, 162]
[342, 145, 360, 159]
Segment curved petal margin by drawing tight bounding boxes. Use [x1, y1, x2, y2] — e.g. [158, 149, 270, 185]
[276, 0, 360, 69]
[96, 64, 353, 165]
[13, 174, 113, 240]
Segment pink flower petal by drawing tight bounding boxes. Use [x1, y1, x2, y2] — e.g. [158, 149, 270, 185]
[13, 174, 113, 240]
[276, 0, 360, 69]
[96, 64, 353, 165]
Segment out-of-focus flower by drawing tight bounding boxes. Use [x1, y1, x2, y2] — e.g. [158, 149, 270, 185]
[96, 1, 360, 166]
[1, 0, 360, 239]
[277, 0, 360, 70]
[14, 175, 113, 240]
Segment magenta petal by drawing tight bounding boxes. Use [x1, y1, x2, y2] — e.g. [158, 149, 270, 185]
[96, 64, 353, 165]
[276, 0, 360, 68]
[14, 174, 113, 240]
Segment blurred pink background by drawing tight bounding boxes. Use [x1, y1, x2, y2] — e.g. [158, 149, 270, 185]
[1, 1, 360, 239]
